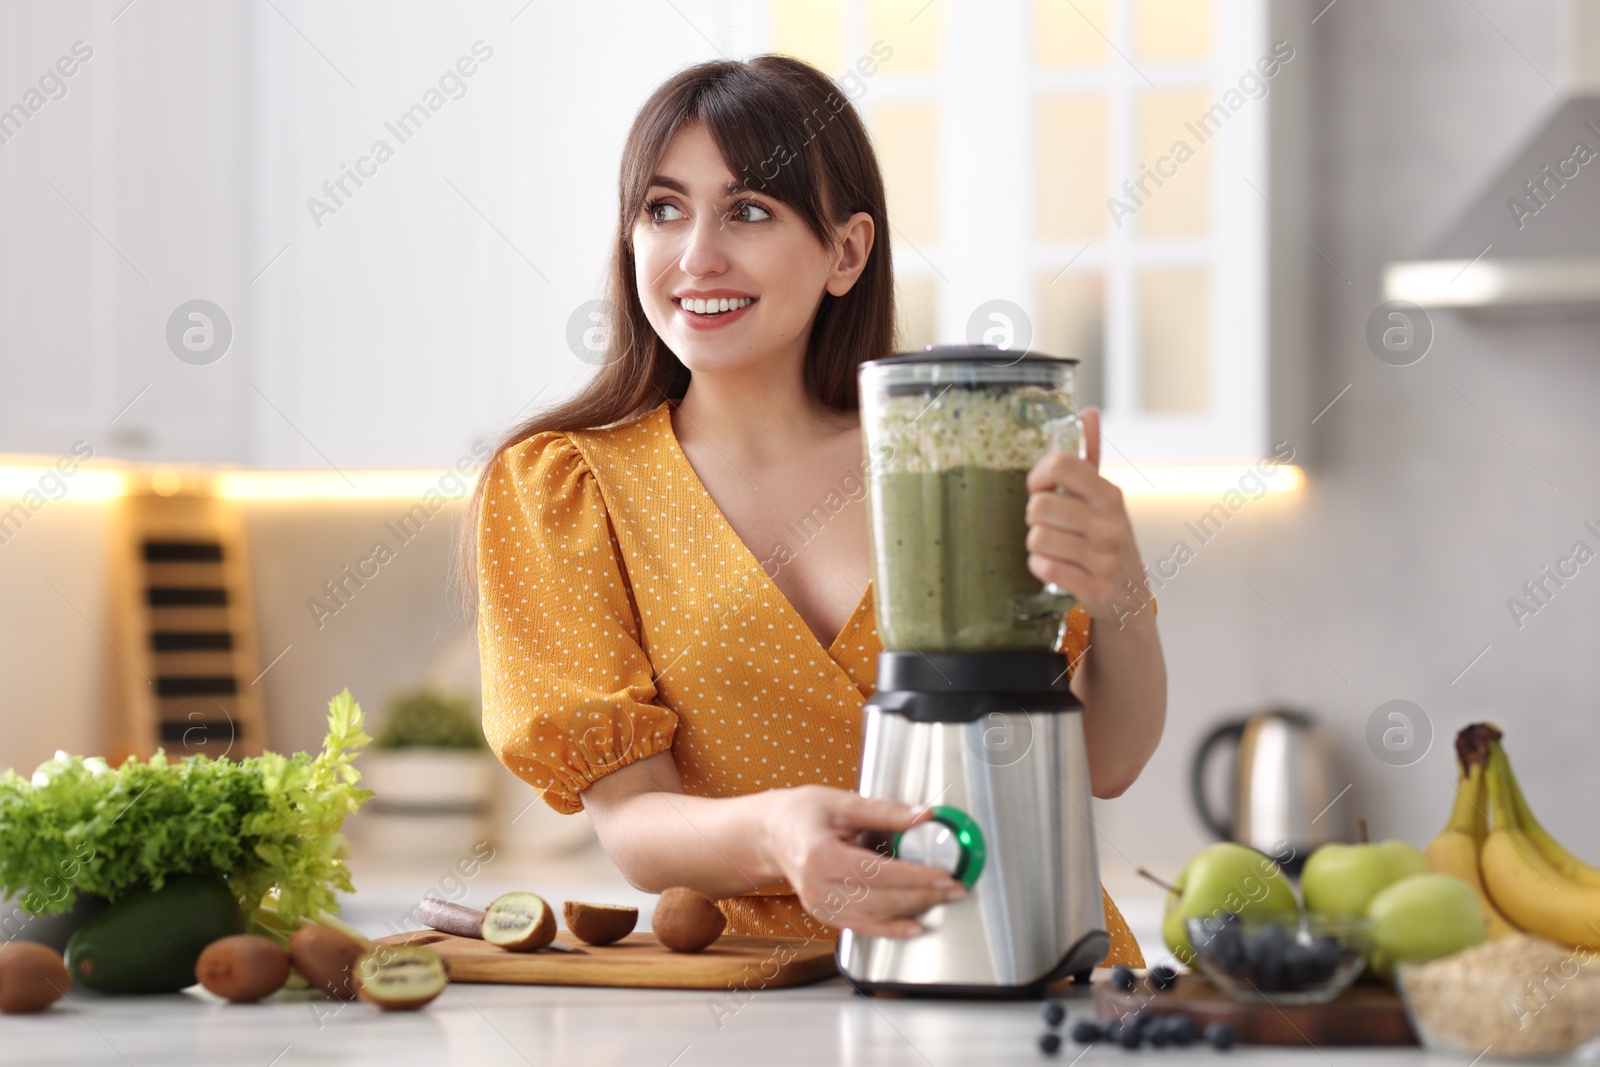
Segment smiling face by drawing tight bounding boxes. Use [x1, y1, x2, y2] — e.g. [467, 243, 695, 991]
[631, 122, 870, 379]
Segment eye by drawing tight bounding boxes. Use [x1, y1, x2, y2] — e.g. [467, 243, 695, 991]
[731, 200, 772, 223]
[645, 199, 684, 224]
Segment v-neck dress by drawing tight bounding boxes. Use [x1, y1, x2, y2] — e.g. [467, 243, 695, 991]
[477, 399, 1144, 965]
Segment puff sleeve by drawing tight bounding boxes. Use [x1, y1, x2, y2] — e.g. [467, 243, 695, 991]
[477, 432, 677, 815]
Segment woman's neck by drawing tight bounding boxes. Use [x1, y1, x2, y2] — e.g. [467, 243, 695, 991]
[674, 362, 857, 464]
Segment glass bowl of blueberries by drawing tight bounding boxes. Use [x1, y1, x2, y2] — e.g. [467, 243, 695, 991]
[1186, 912, 1371, 1005]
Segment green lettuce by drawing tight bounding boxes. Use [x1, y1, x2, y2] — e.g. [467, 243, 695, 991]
[0, 689, 374, 944]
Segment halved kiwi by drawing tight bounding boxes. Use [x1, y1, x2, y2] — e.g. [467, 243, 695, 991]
[562, 901, 638, 946]
[652, 887, 726, 953]
[480, 892, 557, 951]
[355, 945, 447, 1011]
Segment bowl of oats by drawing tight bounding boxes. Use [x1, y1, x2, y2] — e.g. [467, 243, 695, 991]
[1397, 935, 1600, 1060]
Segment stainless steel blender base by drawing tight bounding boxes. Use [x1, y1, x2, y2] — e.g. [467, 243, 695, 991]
[839, 930, 1110, 1000]
[836, 695, 1108, 996]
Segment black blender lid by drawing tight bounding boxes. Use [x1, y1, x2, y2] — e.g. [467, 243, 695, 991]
[867, 343, 1079, 367]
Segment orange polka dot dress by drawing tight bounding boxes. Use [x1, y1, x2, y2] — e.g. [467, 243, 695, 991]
[477, 398, 1144, 968]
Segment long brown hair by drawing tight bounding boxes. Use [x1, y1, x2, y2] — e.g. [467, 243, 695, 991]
[456, 54, 896, 614]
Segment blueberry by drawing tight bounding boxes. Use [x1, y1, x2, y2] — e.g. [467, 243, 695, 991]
[1167, 1014, 1199, 1047]
[1206, 1021, 1238, 1050]
[1038, 1031, 1062, 1056]
[1282, 943, 1313, 989]
[1069, 1020, 1103, 1044]
[1118, 1021, 1143, 1049]
[1110, 965, 1136, 991]
[1149, 963, 1177, 991]
[1040, 1000, 1065, 1028]
[1147, 1021, 1171, 1048]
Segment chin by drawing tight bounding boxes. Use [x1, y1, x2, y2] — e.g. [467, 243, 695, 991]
[671, 344, 767, 375]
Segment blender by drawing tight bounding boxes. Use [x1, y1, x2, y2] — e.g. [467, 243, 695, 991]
[836, 344, 1109, 998]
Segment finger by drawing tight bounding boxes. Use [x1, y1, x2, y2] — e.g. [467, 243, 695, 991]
[831, 793, 926, 833]
[1025, 490, 1093, 535]
[1028, 552, 1093, 593]
[1025, 452, 1102, 499]
[1026, 524, 1094, 564]
[840, 916, 925, 939]
[852, 854, 965, 891]
[1083, 407, 1101, 471]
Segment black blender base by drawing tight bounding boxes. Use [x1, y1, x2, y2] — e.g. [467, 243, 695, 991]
[839, 930, 1111, 1000]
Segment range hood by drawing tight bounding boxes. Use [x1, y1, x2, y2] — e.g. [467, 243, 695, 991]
[1384, 4, 1600, 308]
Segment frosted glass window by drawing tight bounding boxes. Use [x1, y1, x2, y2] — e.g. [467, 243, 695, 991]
[868, 0, 941, 72]
[771, 0, 844, 74]
[1034, 0, 1109, 67]
[894, 276, 937, 353]
[1134, 90, 1210, 237]
[1038, 271, 1105, 410]
[1139, 269, 1209, 413]
[1036, 95, 1107, 241]
[872, 103, 940, 243]
[1134, 0, 1211, 62]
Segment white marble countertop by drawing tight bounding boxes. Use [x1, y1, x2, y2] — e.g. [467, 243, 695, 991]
[0, 847, 1464, 1066]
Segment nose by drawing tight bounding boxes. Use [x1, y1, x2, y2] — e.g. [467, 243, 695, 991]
[678, 210, 729, 279]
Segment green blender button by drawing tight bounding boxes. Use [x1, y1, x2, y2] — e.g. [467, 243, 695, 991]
[891, 804, 986, 890]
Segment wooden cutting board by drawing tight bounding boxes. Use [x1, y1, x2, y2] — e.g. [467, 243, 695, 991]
[1093, 975, 1418, 1046]
[371, 928, 839, 990]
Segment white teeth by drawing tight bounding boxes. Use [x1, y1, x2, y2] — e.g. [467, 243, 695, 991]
[682, 297, 752, 316]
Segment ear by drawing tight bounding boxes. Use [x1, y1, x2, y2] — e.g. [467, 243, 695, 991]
[824, 211, 875, 298]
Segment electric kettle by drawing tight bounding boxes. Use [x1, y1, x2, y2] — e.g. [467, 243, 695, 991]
[1190, 708, 1352, 872]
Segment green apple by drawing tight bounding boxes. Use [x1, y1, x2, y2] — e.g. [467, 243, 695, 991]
[1160, 843, 1300, 965]
[1301, 839, 1430, 917]
[1365, 872, 1487, 982]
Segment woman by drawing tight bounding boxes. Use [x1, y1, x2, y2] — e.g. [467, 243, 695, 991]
[465, 55, 1165, 965]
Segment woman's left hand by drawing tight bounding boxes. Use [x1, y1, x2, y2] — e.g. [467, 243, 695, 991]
[1024, 407, 1149, 625]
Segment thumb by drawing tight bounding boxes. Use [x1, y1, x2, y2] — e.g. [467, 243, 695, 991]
[1082, 407, 1101, 471]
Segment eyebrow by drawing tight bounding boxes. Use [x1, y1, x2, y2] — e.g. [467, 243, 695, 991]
[646, 176, 752, 198]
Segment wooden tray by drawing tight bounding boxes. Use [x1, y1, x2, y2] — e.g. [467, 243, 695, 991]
[371, 928, 839, 991]
[1093, 974, 1418, 1046]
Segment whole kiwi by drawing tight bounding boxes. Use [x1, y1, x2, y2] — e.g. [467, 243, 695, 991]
[562, 902, 638, 946]
[288, 924, 365, 1000]
[196, 934, 291, 1003]
[0, 942, 70, 1014]
[651, 887, 727, 953]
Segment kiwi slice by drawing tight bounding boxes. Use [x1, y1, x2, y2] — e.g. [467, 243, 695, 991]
[563, 901, 639, 946]
[481, 892, 557, 951]
[355, 945, 447, 1011]
[652, 887, 727, 953]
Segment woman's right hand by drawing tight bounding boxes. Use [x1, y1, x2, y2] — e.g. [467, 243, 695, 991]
[758, 785, 967, 938]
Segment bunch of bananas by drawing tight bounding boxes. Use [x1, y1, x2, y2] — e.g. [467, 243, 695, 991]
[1425, 723, 1600, 950]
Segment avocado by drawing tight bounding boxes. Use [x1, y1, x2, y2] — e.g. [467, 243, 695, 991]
[65, 875, 243, 993]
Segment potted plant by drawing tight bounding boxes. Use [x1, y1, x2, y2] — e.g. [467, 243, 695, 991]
[356, 688, 495, 860]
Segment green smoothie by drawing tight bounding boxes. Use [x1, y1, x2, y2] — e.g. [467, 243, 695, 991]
[870, 467, 1064, 651]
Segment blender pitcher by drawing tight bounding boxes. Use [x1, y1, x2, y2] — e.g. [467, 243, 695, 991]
[839, 345, 1109, 998]
[861, 346, 1086, 653]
